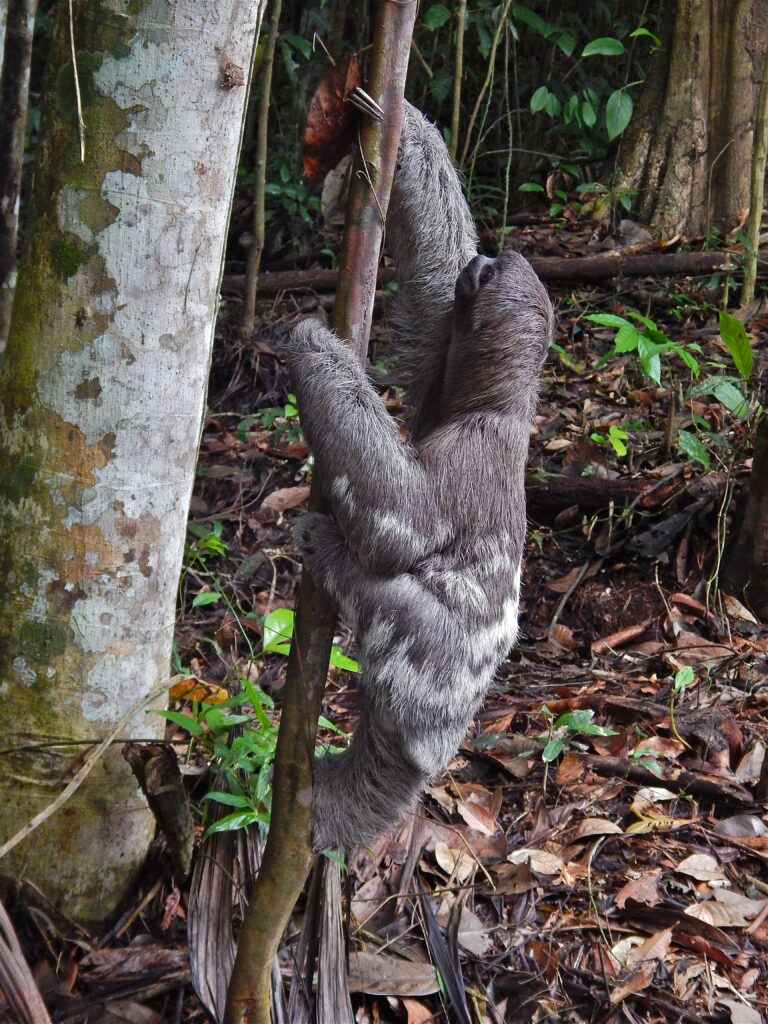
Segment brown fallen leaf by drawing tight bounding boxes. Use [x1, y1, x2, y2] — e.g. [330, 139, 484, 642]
[402, 997, 435, 1024]
[615, 869, 663, 908]
[591, 623, 647, 655]
[666, 630, 738, 669]
[347, 951, 439, 997]
[573, 816, 623, 839]
[676, 853, 727, 882]
[434, 841, 475, 882]
[549, 622, 578, 650]
[259, 484, 310, 518]
[626, 926, 673, 966]
[718, 997, 763, 1024]
[609, 962, 656, 1004]
[555, 751, 585, 785]
[456, 798, 497, 836]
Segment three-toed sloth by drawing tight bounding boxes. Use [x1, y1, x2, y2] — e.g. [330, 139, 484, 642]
[287, 102, 554, 852]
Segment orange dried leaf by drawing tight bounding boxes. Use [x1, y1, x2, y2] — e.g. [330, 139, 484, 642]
[303, 55, 362, 182]
[168, 677, 229, 705]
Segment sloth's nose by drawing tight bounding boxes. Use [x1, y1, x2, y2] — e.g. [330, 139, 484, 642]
[456, 254, 496, 298]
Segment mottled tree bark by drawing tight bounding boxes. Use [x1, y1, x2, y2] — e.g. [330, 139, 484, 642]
[617, 0, 768, 239]
[0, 0, 263, 924]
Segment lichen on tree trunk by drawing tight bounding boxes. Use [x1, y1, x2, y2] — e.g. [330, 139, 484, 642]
[0, 0, 263, 924]
[616, 0, 768, 239]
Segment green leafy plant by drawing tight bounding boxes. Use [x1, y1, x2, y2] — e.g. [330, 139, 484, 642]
[668, 665, 694, 750]
[160, 606, 359, 839]
[264, 167, 321, 229]
[258, 607, 360, 673]
[585, 309, 754, 468]
[524, 16, 659, 148]
[181, 522, 228, 609]
[159, 678, 278, 839]
[538, 705, 617, 787]
[237, 394, 302, 446]
[590, 423, 630, 457]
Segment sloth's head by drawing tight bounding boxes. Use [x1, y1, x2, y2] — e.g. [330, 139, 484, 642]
[443, 250, 554, 418]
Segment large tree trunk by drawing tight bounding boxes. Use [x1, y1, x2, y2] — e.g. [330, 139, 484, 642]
[722, 415, 768, 621]
[0, 0, 263, 924]
[617, 0, 768, 239]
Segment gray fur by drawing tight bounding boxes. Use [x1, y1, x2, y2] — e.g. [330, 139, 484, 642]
[287, 103, 553, 852]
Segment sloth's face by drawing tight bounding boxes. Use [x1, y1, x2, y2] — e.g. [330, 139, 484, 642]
[452, 250, 553, 364]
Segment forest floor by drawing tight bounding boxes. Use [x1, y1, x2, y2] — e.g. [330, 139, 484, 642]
[14, 215, 768, 1024]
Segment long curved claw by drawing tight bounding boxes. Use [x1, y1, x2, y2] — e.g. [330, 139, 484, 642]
[347, 85, 384, 123]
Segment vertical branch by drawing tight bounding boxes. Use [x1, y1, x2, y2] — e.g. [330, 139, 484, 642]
[449, 0, 467, 162]
[241, 0, 282, 335]
[459, 0, 512, 170]
[0, 0, 38, 351]
[223, 3, 417, 1022]
[741, 52, 768, 305]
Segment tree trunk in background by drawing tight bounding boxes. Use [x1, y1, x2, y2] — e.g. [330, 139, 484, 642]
[0, 0, 263, 924]
[617, 0, 768, 239]
[722, 415, 768, 621]
[0, 0, 38, 348]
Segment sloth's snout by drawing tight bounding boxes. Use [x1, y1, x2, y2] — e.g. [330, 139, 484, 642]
[456, 254, 496, 299]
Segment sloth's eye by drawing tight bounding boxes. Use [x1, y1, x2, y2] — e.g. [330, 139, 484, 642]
[479, 266, 495, 287]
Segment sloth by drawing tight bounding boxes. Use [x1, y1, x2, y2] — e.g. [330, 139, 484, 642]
[287, 103, 554, 852]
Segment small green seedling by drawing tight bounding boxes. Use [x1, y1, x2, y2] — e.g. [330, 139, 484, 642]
[538, 705, 618, 788]
[590, 423, 629, 457]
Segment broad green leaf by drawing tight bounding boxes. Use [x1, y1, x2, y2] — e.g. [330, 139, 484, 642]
[281, 32, 312, 59]
[581, 99, 597, 127]
[677, 430, 711, 469]
[263, 607, 295, 652]
[519, 181, 545, 193]
[626, 309, 658, 330]
[605, 89, 633, 140]
[157, 709, 205, 735]
[637, 335, 662, 383]
[585, 312, 633, 328]
[542, 737, 565, 762]
[667, 342, 701, 376]
[556, 31, 576, 56]
[512, 5, 551, 36]
[629, 27, 661, 47]
[582, 37, 625, 57]
[614, 324, 641, 353]
[555, 708, 617, 736]
[551, 342, 585, 373]
[709, 379, 749, 418]
[563, 93, 579, 124]
[318, 715, 350, 736]
[205, 810, 264, 837]
[674, 665, 695, 689]
[718, 311, 753, 379]
[203, 791, 253, 808]
[429, 67, 452, 104]
[423, 3, 451, 30]
[608, 425, 629, 456]
[530, 85, 552, 114]
[545, 92, 561, 117]
[329, 646, 361, 673]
